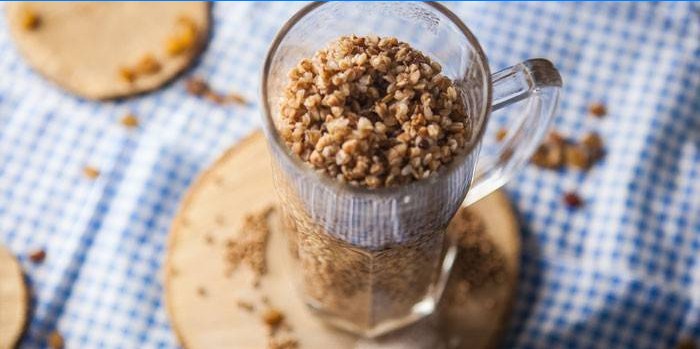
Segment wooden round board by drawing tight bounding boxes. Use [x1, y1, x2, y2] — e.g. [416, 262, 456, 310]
[0, 245, 27, 349]
[6, 2, 210, 100]
[165, 131, 520, 349]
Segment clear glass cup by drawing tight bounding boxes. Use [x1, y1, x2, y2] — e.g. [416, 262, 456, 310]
[260, 2, 561, 338]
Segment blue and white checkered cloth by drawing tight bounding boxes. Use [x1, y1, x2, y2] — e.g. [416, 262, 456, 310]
[1, 2, 699, 348]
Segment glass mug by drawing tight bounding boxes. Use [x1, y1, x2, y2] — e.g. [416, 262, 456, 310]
[261, 2, 561, 337]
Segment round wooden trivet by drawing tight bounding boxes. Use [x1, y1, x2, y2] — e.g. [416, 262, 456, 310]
[6, 2, 210, 100]
[165, 131, 520, 349]
[0, 245, 27, 349]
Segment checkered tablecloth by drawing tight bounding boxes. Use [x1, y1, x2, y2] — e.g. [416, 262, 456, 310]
[1, 2, 699, 348]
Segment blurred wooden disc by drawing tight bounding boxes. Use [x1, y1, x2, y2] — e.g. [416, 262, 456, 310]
[0, 245, 27, 349]
[6, 2, 210, 100]
[165, 131, 520, 349]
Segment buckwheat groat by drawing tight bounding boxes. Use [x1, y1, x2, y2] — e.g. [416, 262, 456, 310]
[279, 35, 471, 188]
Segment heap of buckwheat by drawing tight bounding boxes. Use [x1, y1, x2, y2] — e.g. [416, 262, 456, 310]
[224, 206, 274, 286]
[279, 35, 471, 188]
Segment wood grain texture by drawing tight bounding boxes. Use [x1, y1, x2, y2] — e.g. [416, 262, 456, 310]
[0, 245, 27, 349]
[165, 131, 520, 348]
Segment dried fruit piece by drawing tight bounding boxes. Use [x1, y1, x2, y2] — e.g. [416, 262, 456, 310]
[119, 53, 162, 83]
[495, 128, 507, 142]
[166, 16, 198, 56]
[119, 67, 136, 83]
[120, 113, 139, 128]
[563, 192, 583, 209]
[48, 331, 64, 349]
[532, 130, 605, 171]
[589, 102, 606, 117]
[530, 146, 550, 168]
[185, 77, 209, 96]
[29, 249, 46, 263]
[262, 308, 284, 327]
[531, 132, 567, 169]
[531, 137, 565, 169]
[581, 132, 602, 150]
[581, 132, 604, 160]
[564, 132, 605, 170]
[564, 144, 591, 170]
[262, 307, 292, 342]
[547, 132, 566, 145]
[83, 166, 100, 179]
[21, 9, 41, 31]
[134, 54, 161, 75]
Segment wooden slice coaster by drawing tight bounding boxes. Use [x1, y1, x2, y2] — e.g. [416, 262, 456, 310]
[0, 245, 27, 349]
[6, 2, 210, 100]
[165, 131, 520, 349]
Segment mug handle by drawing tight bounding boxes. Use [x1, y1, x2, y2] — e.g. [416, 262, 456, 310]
[464, 59, 563, 205]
